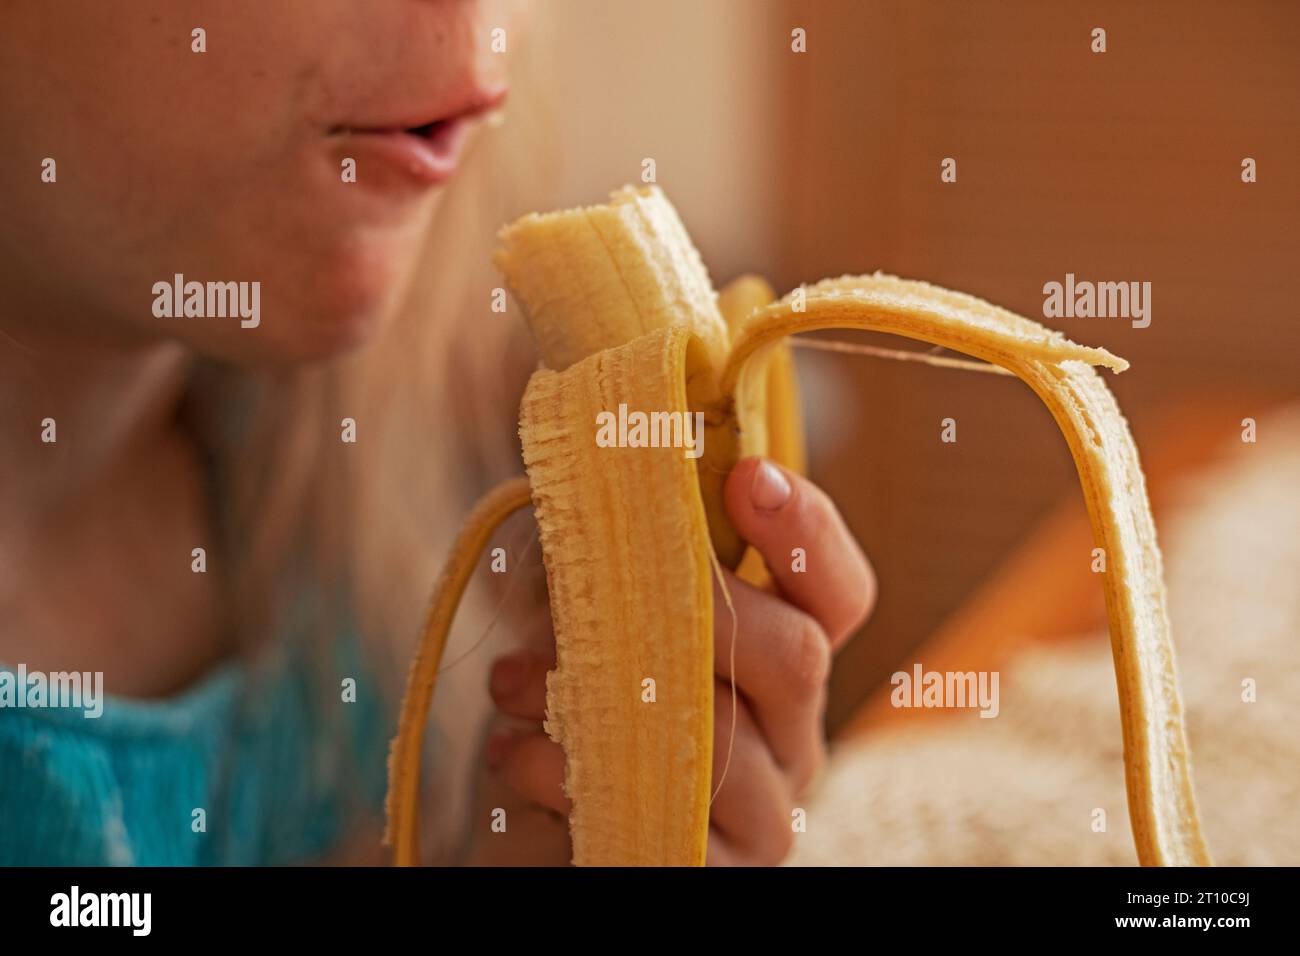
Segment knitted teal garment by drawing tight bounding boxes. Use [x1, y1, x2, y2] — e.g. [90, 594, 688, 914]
[0, 629, 389, 866]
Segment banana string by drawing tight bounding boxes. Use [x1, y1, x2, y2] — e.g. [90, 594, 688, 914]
[435, 522, 540, 675]
[790, 336, 1014, 375]
[706, 543, 739, 808]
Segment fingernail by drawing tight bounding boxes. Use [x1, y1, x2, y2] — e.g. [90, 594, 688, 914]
[750, 460, 791, 512]
[489, 655, 527, 698]
[486, 732, 513, 771]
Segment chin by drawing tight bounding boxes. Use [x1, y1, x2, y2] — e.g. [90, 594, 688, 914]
[267, 295, 397, 364]
[169, 221, 428, 365]
[310, 302, 394, 357]
[270, 237, 422, 363]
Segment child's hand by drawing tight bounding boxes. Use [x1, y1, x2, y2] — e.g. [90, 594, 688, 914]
[485, 457, 876, 866]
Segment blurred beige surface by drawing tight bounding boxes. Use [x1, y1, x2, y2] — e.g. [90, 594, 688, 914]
[787, 406, 1300, 865]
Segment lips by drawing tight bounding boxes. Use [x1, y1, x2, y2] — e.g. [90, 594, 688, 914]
[335, 85, 508, 187]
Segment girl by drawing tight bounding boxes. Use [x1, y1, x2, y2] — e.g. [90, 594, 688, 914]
[0, 0, 874, 866]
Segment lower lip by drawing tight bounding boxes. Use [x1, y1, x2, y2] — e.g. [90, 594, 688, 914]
[342, 117, 474, 186]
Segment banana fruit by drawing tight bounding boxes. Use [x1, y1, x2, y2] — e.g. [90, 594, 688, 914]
[386, 186, 1211, 867]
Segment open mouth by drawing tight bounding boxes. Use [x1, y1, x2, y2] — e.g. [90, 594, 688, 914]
[332, 117, 459, 142]
[330, 115, 477, 185]
[328, 84, 506, 188]
[406, 119, 448, 139]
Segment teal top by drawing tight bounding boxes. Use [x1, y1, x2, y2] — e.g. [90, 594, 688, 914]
[0, 629, 390, 866]
[1, 379, 393, 865]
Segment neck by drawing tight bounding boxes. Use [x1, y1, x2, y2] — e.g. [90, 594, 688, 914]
[0, 321, 193, 530]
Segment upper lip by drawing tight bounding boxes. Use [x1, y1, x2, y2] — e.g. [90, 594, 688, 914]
[336, 83, 508, 136]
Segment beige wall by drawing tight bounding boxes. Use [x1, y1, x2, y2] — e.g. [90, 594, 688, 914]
[540, 1, 782, 284]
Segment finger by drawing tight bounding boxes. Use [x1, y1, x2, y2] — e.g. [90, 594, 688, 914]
[487, 730, 570, 815]
[724, 457, 876, 646]
[488, 650, 551, 721]
[707, 680, 796, 866]
[713, 572, 828, 790]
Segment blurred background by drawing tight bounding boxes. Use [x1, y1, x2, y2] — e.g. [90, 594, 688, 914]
[518, 0, 1300, 726]
[473, 0, 1298, 862]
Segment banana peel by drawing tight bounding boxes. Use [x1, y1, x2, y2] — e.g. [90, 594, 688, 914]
[386, 186, 1211, 868]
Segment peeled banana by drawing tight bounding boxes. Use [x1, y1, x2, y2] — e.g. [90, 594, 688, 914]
[386, 185, 1211, 868]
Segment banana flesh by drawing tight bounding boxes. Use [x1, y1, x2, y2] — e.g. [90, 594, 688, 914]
[520, 327, 714, 866]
